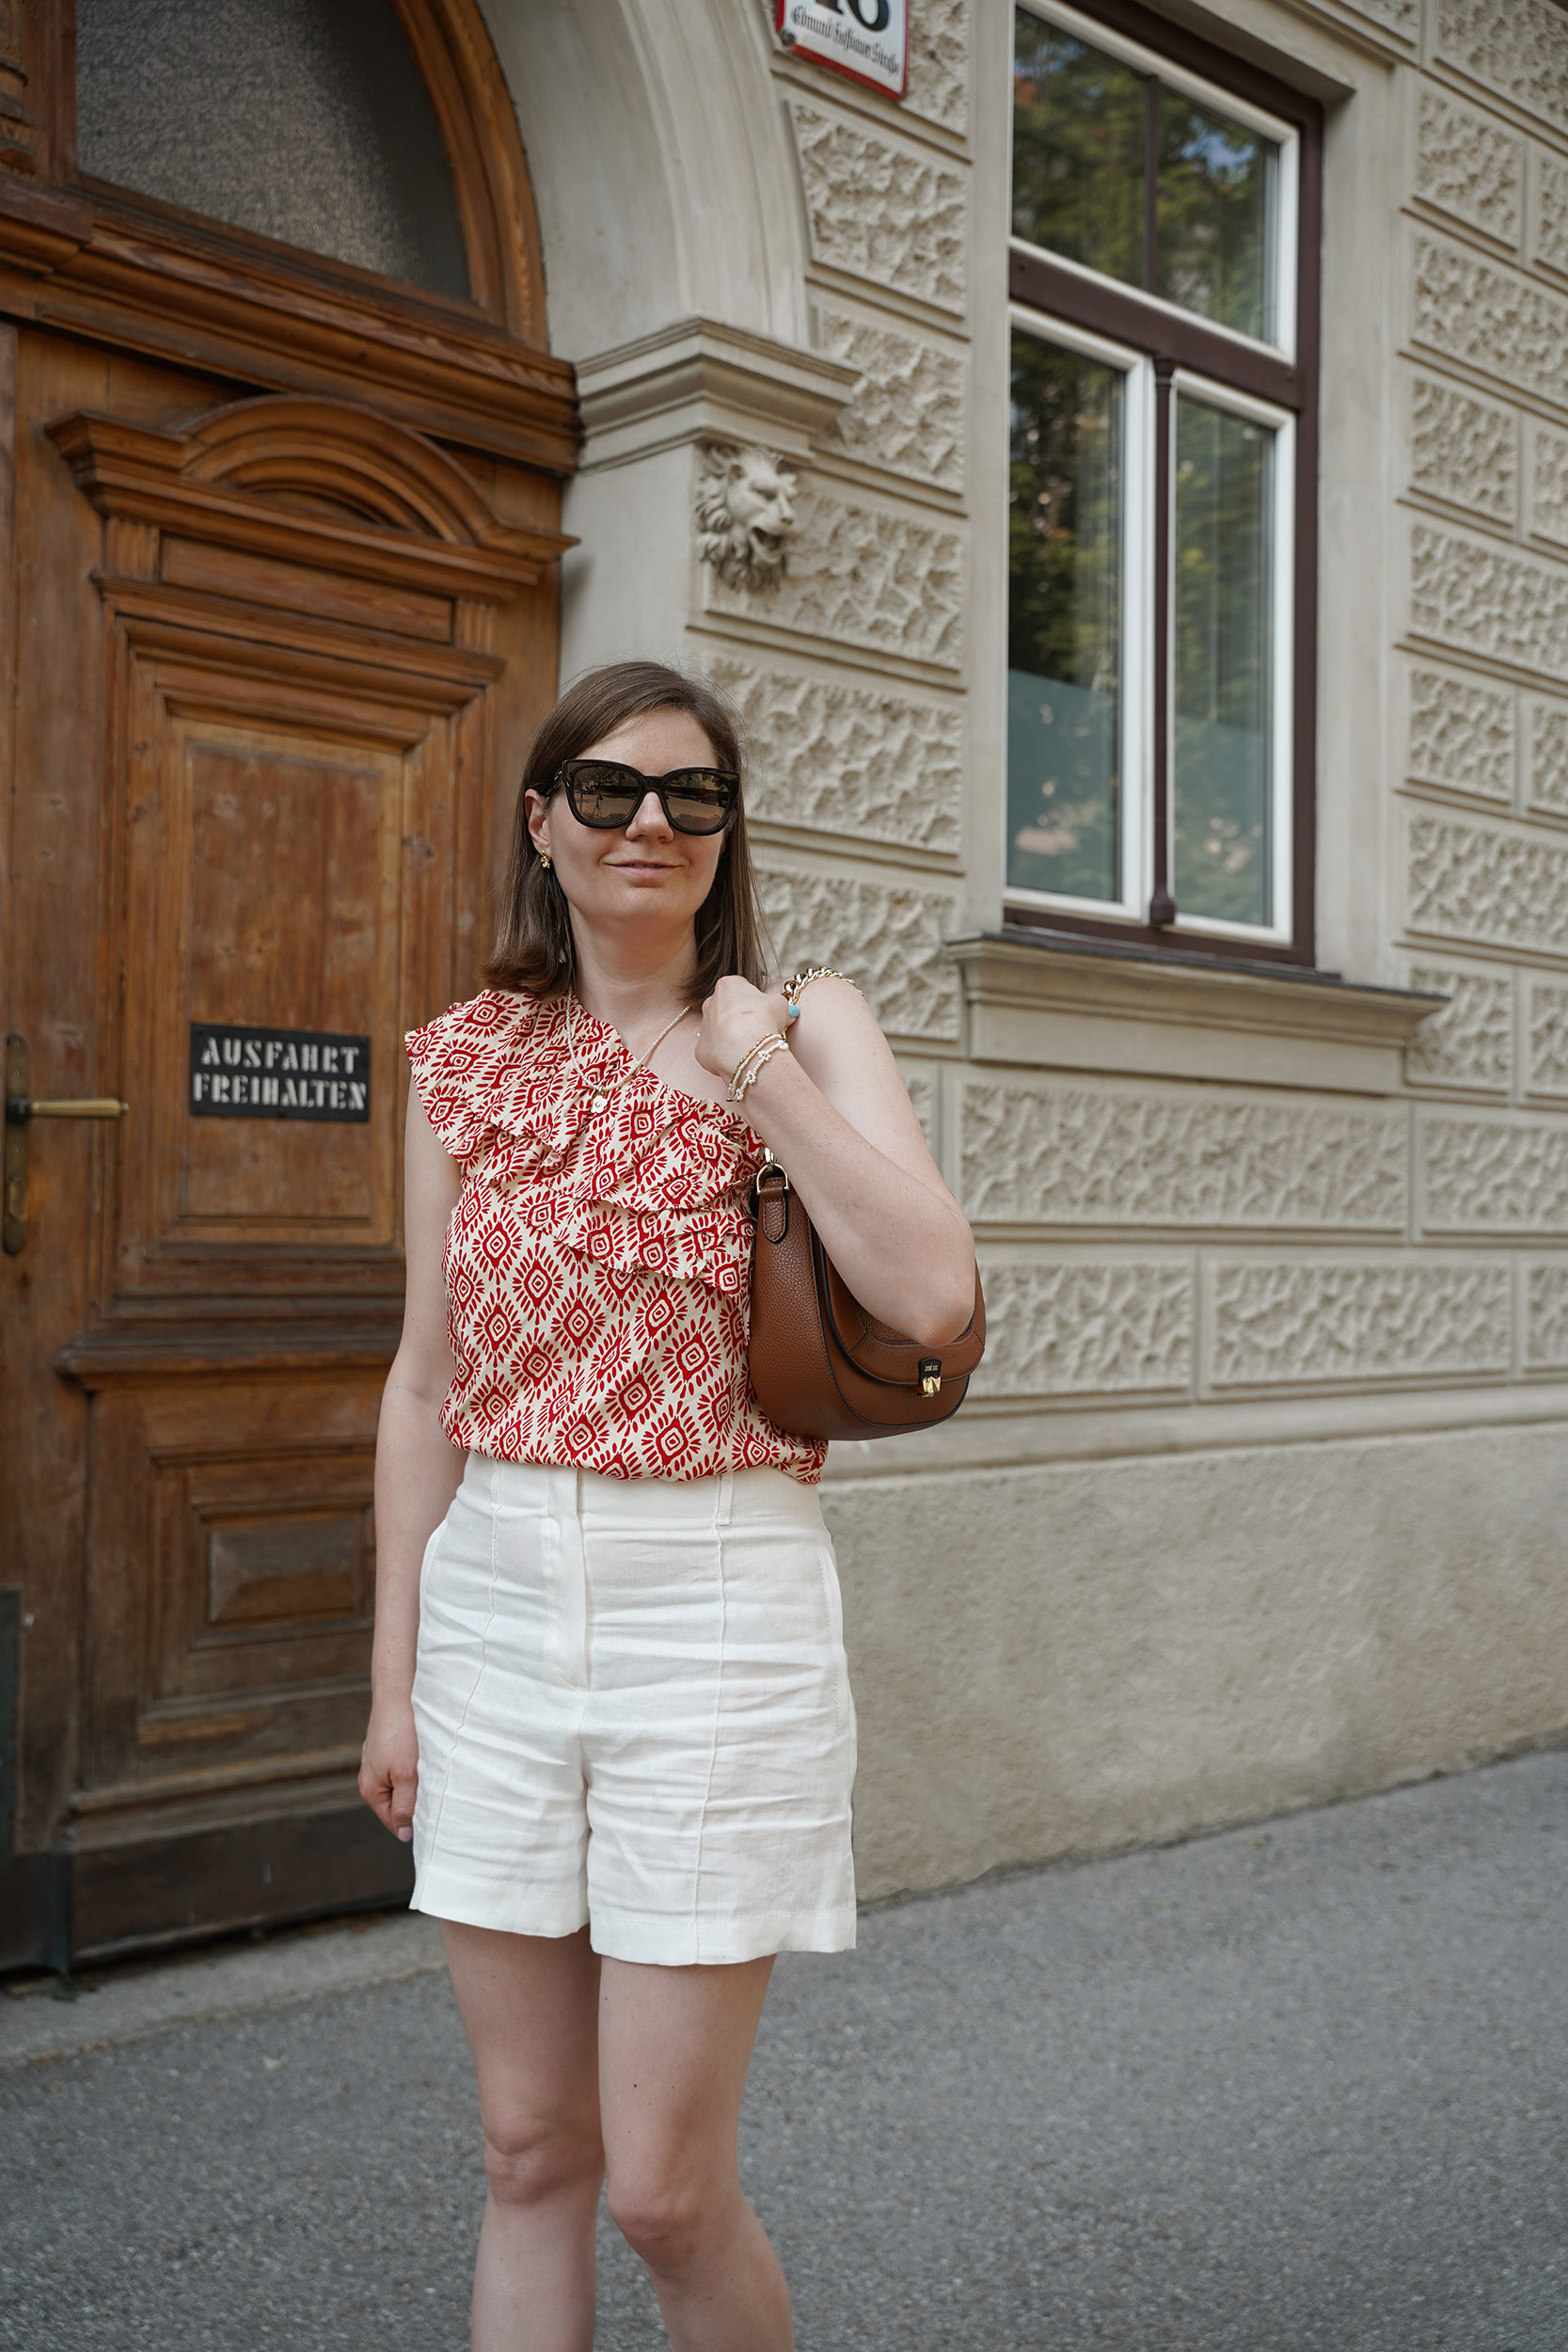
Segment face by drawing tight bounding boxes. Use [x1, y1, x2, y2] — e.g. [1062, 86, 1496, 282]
[525, 707, 729, 959]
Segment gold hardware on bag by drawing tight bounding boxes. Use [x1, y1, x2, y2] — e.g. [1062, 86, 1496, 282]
[919, 1359, 942, 1397]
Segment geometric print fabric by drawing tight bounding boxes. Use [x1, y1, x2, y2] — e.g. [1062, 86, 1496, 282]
[406, 989, 826, 1484]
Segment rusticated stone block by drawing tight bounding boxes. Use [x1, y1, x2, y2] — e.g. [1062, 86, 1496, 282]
[1404, 963, 1512, 1091]
[1407, 810, 1568, 960]
[1540, 154, 1568, 279]
[1422, 1111, 1568, 1233]
[1410, 522, 1568, 685]
[1527, 980, 1568, 1098]
[790, 103, 967, 313]
[901, 1069, 939, 1154]
[1531, 423, 1568, 548]
[1410, 376, 1517, 523]
[758, 867, 960, 1041]
[1436, 0, 1568, 135]
[904, 0, 968, 134]
[1524, 1260, 1568, 1366]
[708, 656, 961, 855]
[972, 1260, 1193, 1399]
[1351, 0, 1418, 30]
[1415, 87, 1523, 246]
[1412, 235, 1568, 407]
[1211, 1257, 1511, 1388]
[958, 1081, 1407, 1232]
[1528, 698, 1568, 815]
[818, 307, 964, 492]
[704, 479, 963, 670]
[1407, 666, 1513, 803]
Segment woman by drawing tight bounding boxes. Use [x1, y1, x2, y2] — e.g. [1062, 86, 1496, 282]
[359, 660, 975, 2351]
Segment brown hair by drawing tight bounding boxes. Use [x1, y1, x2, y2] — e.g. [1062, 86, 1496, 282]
[484, 660, 768, 1001]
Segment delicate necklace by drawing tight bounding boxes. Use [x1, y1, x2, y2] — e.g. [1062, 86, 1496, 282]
[564, 991, 692, 1116]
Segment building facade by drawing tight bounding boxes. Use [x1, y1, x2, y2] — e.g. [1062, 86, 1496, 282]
[2, 0, 1565, 1964]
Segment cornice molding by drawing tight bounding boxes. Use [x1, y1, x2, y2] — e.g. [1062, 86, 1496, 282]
[573, 315, 861, 472]
[948, 930, 1444, 1095]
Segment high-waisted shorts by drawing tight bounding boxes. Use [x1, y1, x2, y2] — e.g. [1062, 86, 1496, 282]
[409, 1454, 858, 1966]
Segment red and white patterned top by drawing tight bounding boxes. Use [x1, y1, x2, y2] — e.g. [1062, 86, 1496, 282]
[406, 989, 826, 1486]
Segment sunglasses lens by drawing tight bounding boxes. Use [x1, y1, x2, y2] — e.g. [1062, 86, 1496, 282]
[562, 763, 736, 833]
[565, 763, 641, 825]
[663, 771, 735, 833]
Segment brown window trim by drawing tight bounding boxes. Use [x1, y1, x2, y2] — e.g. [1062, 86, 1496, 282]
[1009, 0, 1322, 972]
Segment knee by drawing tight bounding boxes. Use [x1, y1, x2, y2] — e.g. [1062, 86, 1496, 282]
[483, 2113, 603, 2213]
[606, 2166, 721, 2275]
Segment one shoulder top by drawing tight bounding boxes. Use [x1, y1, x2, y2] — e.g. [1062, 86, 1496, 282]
[405, 989, 826, 1485]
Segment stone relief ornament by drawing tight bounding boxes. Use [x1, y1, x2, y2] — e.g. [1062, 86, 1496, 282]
[694, 442, 799, 589]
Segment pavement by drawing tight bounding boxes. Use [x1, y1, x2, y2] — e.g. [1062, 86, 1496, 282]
[2, 1750, 1566, 2352]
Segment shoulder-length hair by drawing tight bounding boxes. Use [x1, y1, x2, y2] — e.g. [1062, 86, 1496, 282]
[484, 660, 768, 1001]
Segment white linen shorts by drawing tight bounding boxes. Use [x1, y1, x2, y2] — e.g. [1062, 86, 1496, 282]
[409, 1454, 858, 1966]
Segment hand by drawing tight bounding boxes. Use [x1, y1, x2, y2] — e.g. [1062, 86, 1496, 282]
[695, 974, 794, 1086]
[359, 1699, 420, 1842]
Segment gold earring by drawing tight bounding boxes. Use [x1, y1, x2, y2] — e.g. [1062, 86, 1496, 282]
[539, 850, 552, 869]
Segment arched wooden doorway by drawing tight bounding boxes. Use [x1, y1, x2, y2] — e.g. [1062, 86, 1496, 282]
[0, 0, 575, 1966]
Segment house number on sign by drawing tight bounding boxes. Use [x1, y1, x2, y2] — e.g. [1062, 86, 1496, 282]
[189, 1023, 372, 1122]
[775, 0, 908, 100]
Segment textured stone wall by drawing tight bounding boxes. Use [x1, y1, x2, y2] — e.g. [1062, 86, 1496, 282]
[705, 0, 1568, 1422]
[1400, 0, 1568, 1415]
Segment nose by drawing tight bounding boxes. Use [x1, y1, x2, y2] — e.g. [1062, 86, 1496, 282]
[625, 787, 672, 836]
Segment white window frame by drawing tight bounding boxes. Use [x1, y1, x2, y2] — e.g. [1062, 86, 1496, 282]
[1006, 304, 1153, 928]
[1166, 371, 1296, 944]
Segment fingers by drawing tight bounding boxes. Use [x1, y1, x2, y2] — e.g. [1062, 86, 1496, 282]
[357, 1756, 418, 1842]
[390, 1766, 418, 1844]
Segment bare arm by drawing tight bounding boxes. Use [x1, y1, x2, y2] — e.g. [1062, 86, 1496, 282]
[358, 1085, 464, 1840]
[696, 974, 975, 1350]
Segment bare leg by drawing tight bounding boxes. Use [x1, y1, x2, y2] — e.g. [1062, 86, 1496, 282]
[599, 1955, 793, 2352]
[442, 1921, 605, 2352]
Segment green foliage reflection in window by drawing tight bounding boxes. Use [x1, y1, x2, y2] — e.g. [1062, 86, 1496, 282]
[1012, 15, 1145, 293]
[1012, 9, 1279, 346]
[1157, 91, 1275, 342]
[1007, 331, 1123, 905]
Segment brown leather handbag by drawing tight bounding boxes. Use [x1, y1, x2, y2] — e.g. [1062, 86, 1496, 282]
[747, 1153, 986, 1441]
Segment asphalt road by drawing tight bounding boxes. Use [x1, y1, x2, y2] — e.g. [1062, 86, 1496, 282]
[3, 1750, 1566, 2350]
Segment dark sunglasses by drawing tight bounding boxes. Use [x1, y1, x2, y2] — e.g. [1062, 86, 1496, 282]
[555, 758, 738, 836]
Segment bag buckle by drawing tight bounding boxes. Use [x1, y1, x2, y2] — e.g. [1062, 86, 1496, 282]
[919, 1358, 942, 1397]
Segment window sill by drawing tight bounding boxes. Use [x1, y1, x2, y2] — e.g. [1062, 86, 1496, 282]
[945, 930, 1443, 1096]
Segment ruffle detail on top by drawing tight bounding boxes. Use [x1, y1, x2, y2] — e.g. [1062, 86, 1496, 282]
[406, 990, 761, 1298]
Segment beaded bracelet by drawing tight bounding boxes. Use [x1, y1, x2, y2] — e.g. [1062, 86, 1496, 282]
[727, 1029, 784, 1100]
[729, 1031, 790, 1105]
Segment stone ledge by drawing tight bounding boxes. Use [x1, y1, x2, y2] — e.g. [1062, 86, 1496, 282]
[574, 315, 860, 471]
[819, 1377, 1568, 1481]
[947, 930, 1444, 1096]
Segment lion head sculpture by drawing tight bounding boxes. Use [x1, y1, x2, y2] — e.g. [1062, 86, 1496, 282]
[694, 441, 799, 590]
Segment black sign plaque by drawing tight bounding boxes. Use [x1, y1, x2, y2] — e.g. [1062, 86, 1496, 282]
[189, 1024, 371, 1121]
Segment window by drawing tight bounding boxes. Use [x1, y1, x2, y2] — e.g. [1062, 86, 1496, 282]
[1007, 0, 1320, 960]
[75, 0, 470, 299]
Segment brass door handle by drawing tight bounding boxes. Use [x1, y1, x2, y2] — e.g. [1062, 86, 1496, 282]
[3, 1036, 128, 1255]
[6, 1096, 129, 1120]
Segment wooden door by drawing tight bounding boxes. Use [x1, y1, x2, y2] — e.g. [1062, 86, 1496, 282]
[0, 3, 574, 1966]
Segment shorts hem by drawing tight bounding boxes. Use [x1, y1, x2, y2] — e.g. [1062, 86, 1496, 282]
[411, 1871, 590, 1942]
[587, 1904, 858, 1967]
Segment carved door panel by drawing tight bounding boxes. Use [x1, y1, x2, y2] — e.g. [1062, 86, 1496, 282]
[1, 360, 565, 1962]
